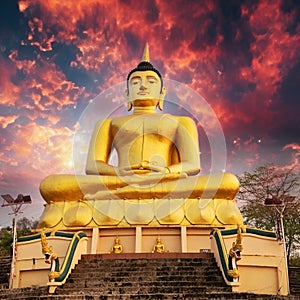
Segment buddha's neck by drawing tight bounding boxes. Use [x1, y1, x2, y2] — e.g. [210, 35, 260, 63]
[133, 106, 157, 115]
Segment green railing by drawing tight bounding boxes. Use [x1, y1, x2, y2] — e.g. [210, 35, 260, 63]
[18, 231, 87, 282]
[210, 227, 276, 283]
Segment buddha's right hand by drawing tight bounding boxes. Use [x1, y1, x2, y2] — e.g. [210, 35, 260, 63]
[122, 172, 188, 185]
[119, 163, 172, 175]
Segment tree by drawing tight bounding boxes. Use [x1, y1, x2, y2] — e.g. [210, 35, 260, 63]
[237, 164, 300, 265]
[0, 227, 12, 257]
[0, 217, 38, 257]
[16, 217, 38, 236]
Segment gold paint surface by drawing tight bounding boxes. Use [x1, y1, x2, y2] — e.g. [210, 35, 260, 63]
[38, 45, 243, 229]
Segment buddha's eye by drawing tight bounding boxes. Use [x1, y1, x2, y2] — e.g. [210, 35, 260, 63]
[131, 79, 140, 85]
[148, 77, 157, 84]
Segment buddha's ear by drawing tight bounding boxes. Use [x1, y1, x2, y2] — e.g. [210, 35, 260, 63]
[125, 89, 133, 111]
[157, 87, 166, 111]
[127, 102, 133, 111]
[157, 100, 163, 111]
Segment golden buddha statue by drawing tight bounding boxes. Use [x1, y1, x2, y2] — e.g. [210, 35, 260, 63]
[152, 236, 166, 253]
[38, 44, 243, 229]
[109, 236, 123, 254]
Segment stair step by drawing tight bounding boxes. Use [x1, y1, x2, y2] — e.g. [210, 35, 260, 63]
[53, 256, 230, 296]
[1, 288, 298, 299]
[66, 276, 225, 283]
[60, 283, 230, 292]
[36, 291, 300, 300]
[0, 256, 298, 299]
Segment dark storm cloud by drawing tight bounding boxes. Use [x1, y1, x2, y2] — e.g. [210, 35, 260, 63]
[280, 0, 300, 35]
[124, 30, 143, 56]
[279, 61, 300, 107]
[50, 42, 96, 89]
[144, 0, 159, 22]
[0, 0, 22, 41]
[272, 61, 300, 143]
[209, 2, 256, 102]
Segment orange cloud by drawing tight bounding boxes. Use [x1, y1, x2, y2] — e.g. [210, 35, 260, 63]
[0, 56, 20, 106]
[0, 0, 299, 214]
[282, 143, 300, 171]
[0, 115, 19, 128]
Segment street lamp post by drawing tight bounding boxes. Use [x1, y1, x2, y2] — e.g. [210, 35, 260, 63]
[264, 196, 290, 295]
[1, 194, 32, 289]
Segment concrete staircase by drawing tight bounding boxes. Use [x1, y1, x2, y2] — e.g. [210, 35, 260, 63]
[0, 253, 298, 299]
[289, 267, 300, 297]
[57, 253, 231, 299]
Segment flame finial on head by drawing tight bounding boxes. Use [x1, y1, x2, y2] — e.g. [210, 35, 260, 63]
[127, 43, 162, 82]
[142, 43, 150, 63]
[126, 42, 164, 111]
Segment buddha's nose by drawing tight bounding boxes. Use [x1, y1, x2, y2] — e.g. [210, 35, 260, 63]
[140, 84, 147, 90]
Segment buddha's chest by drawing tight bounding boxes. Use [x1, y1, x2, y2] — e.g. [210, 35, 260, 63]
[110, 114, 178, 141]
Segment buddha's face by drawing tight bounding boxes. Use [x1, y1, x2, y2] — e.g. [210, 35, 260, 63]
[127, 70, 166, 107]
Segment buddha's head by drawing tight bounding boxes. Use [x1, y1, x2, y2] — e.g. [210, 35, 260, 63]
[126, 44, 166, 111]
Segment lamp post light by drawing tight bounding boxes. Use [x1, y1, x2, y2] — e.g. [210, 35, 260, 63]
[1, 194, 32, 289]
[264, 196, 290, 295]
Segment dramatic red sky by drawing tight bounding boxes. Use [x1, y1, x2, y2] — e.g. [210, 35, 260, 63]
[0, 0, 299, 226]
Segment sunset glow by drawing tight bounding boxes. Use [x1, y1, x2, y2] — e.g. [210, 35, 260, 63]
[0, 0, 299, 226]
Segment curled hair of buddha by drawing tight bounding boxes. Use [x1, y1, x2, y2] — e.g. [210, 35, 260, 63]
[127, 44, 163, 91]
[127, 61, 163, 87]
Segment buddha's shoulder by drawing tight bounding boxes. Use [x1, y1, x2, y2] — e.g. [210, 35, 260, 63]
[164, 114, 195, 123]
[94, 116, 127, 126]
[94, 114, 195, 125]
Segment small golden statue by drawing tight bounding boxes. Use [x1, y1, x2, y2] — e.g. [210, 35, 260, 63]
[109, 236, 123, 254]
[152, 236, 167, 253]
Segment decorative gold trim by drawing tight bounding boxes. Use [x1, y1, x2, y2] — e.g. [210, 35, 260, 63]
[229, 227, 243, 257]
[41, 230, 57, 260]
[49, 271, 60, 280]
[228, 268, 240, 278]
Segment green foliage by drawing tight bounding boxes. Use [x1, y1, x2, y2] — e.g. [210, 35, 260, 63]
[0, 217, 38, 257]
[0, 227, 12, 257]
[290, 252, 300, 267]
[237, 163, 300, 264]
[16, 217, 38, 236]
